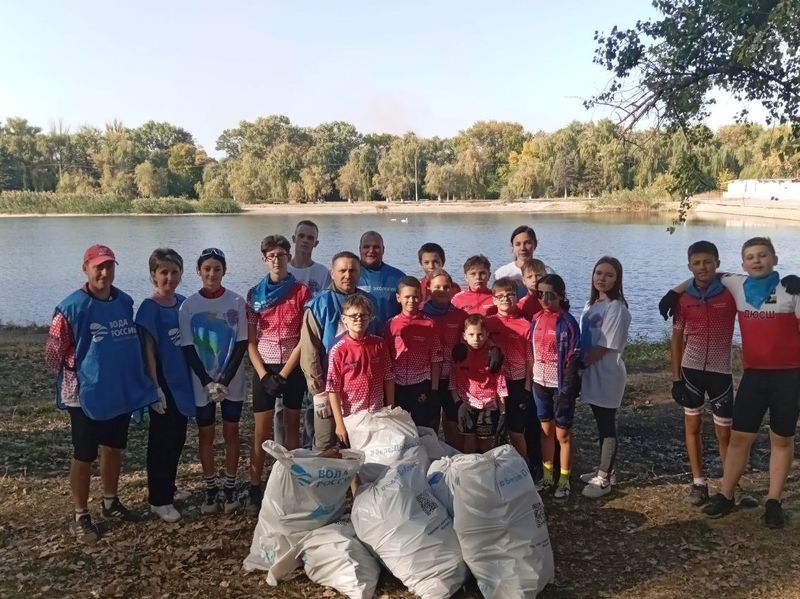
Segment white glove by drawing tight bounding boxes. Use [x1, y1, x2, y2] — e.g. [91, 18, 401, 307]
[152, 387, 167, 415]
[313, 392, 332, 419]
[205, 382, 227, 403]
[456, 401, 472, 433]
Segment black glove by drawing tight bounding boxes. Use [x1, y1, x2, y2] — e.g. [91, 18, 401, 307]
[671, 380, 687, 406]
[261, 373, 287, 397]
[451, 342, 468, 363]
[781, 275, 800, 295]
[659, 290, 680, 320]
[495, 412, 507, 445]
[487, 346, 504, 374]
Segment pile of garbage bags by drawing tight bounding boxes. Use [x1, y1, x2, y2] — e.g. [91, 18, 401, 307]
[243, 407, 554, 599]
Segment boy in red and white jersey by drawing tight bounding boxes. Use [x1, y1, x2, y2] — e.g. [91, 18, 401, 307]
[327, 294, 395, 447]
[452, 255, 497, 316]
[417, 242, 461, 303]
[517, 258, 546, 320]
[485, 277, 535, 462]
[450, 314, 508, 453]
[384, 277, 443, 429]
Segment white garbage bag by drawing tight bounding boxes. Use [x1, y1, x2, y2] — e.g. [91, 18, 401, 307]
[417, 426, 459, 461]
[426, 454, 473, 518]
[450, 445, 554, 598]
[299, 518, 380, 599]
[351, 460, 468, 599]
[243, 441, 364, 575]
[344, 407, 428, 481]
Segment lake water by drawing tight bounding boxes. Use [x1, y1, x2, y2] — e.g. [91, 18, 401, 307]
[2, 211, 798, 338]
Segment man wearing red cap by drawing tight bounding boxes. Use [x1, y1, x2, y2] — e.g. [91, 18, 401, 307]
[46, 244, 156, 544]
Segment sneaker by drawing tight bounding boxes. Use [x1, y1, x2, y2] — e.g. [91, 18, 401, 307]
[535, 477, 554, 493]
[687, 483, 709, 507]
[554, 481, 571, 500]
[223, 488, 239, 514]
[71, 513, 100, 544]
[763, 499, 785, 529]
[702, 492, 735, 518]
[201, 489, 220, 515]
[150, 503, 181, 523]
[245, 485, 263, 515]
[735, 485, 759, 509]
[173, 487, 192, 502]
[579, 470, 617, 485]
[101, 497, 143, 522]
[582, 475, 611, 498]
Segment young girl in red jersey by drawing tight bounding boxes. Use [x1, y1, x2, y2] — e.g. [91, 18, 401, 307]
[422, 269, 468, 444]
[531, 274, 581, 500]
[450, 314, 508, 453]
[327, 295, 395, 447]
[245, 235, 312, 513]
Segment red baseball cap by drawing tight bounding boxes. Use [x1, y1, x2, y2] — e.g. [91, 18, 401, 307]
[83, 244, 118, 267]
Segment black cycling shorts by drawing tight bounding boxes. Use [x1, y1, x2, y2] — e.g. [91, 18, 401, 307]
[252, 364, 307, 413]
[396, 380, 440, 428]
[505, 378, 534, 434]
[733, 368, 800, 437]
[681, 367, 733, 422]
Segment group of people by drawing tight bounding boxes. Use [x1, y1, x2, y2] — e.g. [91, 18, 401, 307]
[46, 218, 800, 547]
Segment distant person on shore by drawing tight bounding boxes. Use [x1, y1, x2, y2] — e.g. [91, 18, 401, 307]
[245, 235, 312, 514]
[660, 237, 800, 528]
[179, 248, 248, 516]
[517, 258, 547, 321]
[579, 257, 631, 499]
[299, 251, 378, 450]
[494, 225, 539, 297]
[135, 248, 196, 524]
[46, 244, 155, 544]
[357, 230, 405, 331]
[452, 254, 497, 316]
[417, 242, 461, 303]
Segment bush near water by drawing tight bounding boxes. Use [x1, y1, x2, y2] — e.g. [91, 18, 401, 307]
[0, 191, 240, 215]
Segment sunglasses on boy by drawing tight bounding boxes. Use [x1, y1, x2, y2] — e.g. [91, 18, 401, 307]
[537, 289, 559, 301]
[200, 247, 226, 259]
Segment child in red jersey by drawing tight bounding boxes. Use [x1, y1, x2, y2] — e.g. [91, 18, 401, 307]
[384, 277, 443, 429]
[327, 294, 395, 447]
[423, 269, 469, 445]
[518, 258, 547, 321]
[417, 242, 461, 303]
[452, 255, 497, 316]
[450, 314, 508, 453]
[532, 274, 581, 500]
[486, 277, 536, 463]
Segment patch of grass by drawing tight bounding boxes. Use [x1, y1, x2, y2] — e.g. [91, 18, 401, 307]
[132, 197, 196, 214]
[196, 197, 241, 213]
[591, 186, 670, 211]
[0, 192, 242, 214]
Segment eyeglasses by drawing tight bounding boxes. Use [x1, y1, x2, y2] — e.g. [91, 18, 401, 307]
[493, 293, 517, 301]
[536, 290, 559, 301]
[343, 313, 371, 321]
[200, 247, 225, 259]
[264, 252, 289, 262]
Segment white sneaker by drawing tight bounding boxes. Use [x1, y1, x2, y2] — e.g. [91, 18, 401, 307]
[150, 503, 181, 523]
[582, 475, 611, 498]
[580, 470, 617, 485]
[173, 487, 192, 502]
[554, 482, 571, 500]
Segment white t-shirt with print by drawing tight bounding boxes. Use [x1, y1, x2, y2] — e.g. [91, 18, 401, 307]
[579, 298, 631, 409]
[288, 261, 331, 296]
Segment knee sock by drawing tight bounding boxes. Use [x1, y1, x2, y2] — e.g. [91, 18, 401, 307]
[205, 476, 218, 496]
[542, 462, 554, 482]
[599, 437, 617, 477]
[560, 468, 571, 485]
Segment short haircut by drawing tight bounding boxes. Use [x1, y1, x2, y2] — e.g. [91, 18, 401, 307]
[148, 248, 183, 273]
[463, 254, 491, 273]
[521, 258, 546, 274]
[687, 240, 719, 260]
[331, 250, 360, 265]
[260, 235, 291, 254]
[342, 293, 374, 316]
[427, 268, 453, 286]
[197, 249, 226, 271]
[492, 277, 517, 294]
[359, 230, 383, 246]
[397, 276, 421, 293]
[741, 236, 776, 257]
[510, 225, 538, 249]
[463, 313, 486, 330]
[418, 242, 446, 264]
[295, 220, 319, 234]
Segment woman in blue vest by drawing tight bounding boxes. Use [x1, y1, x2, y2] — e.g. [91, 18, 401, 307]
[135, 248, 196, 523]
[45, 244, 156, 544]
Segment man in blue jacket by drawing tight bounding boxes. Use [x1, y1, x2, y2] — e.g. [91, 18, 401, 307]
[357, 230, 405, 332]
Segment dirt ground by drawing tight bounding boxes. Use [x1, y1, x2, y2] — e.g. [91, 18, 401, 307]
[1, 327, 799, 598]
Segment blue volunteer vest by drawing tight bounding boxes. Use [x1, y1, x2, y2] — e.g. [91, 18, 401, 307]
[358, 262, 405, 332]
[55, 288, 156, 420]
[135, 296, 196, 418]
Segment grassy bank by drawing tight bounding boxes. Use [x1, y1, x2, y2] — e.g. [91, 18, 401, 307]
[1, 327, 798, 598]
[0, 191, 240, 215]
[588, 186, 672, 211]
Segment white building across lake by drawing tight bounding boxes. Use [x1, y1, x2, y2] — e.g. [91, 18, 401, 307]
[724, 179, 800, 202]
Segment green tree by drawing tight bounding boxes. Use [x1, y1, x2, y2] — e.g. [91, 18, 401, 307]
[264, 142, 304, 199]
[167, 143, 201, 197]
[216, 115, 311, 158]
[134, 161, 168, 198]
[196, 161, 230, 199]
[373, 134, 420, 201]
[227, 153, 270, 203]
[133, 121, 193, 167]
[300, 164, 332, 202]
[92, 121, 137, 198]
[56, 171, 97, 194]
[453, 121, 527, 197]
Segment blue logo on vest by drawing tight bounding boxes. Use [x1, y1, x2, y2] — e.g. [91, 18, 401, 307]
[90, 322, 108, 342]
[168, 328, 181, 345]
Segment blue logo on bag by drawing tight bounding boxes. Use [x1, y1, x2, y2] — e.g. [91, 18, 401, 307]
[428, 472, 444, 486]
[309, 504, 335, 519]
[290, 464, 312, 486]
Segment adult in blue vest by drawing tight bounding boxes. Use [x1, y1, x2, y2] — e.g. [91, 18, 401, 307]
[357, 230, 406, 332]
[299, 251, 377, 449]
[46, 244, 156, 544]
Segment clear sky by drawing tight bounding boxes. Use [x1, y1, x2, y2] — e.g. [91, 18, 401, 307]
[0, 0, 752, 155]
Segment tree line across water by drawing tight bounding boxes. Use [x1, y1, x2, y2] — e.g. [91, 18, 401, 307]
[1, 115, 799, 212]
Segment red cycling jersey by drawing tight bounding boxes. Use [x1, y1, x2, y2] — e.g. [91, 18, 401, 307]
[326, 334, 393, 417]
[428, 307, 468, 379]
[246, 281, 312, 363]
[451, 288, 497, 316]
[486, 313, 532, 381]
[517, 293, 543, 321]
[531, 310, 560, 387]
[673, 287, 736, 374]
[419, 276, 461, 303]
[449, 344, 508, 409]
[384, 312, 443, 386]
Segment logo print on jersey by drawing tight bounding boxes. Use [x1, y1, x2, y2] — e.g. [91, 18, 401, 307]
[90, 323, 108, 343]
[290, 464, 312, 486]
[168, 328, 181, 345]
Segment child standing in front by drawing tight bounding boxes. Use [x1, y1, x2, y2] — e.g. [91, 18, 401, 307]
[179, 248, 248, 515]
[417, 242, 461, 303]
[518, 258, 547, 320]
[327, 295, 395, 447]
[384, 277, 443, 429]
[579, 257, 631, 499]
[530, 274, 581, 500]
[450, 314, 508, 453]
[452, 255, 497, 316]
[136, 248, 196, 523]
